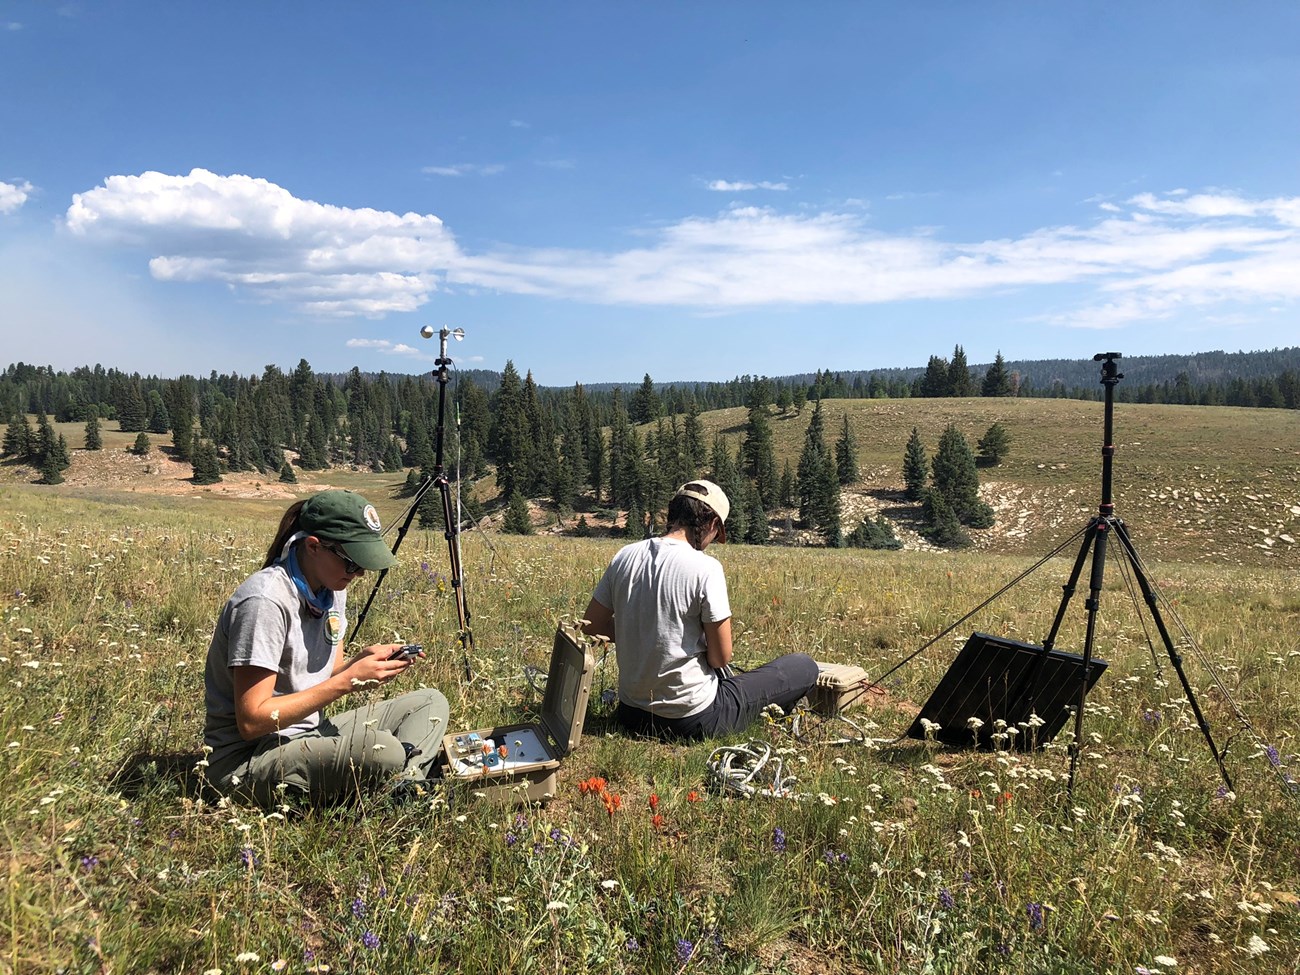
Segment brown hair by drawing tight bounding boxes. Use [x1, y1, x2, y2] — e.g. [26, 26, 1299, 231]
[263, 500, 307, 568]
[666, 494, 719, 550]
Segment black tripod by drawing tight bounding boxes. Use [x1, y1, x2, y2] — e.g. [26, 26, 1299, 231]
[1046, 353, 1233, 794]
[351, 326, 475, 682]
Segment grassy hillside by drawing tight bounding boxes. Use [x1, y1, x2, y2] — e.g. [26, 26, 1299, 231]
[1, 485, 1297, 973]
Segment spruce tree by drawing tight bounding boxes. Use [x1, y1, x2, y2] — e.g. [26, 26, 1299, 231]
[846, 514, 902, 550]
[902, 427, 929, 501]
[146, 390, 171, 434]
[982, 352, 1013, 397]
[948, 345, 974, 397]
[2, 413, 31, 458]
[84, 412, 102, 450]
[33, 412, 55, 467]
[920, 355, 951, 397]
[53, 434, 71, 470]
[741, 400, 778, 507]
[977, 422, 1011, 465]
[39, 454, 64, 485]
[931, 425, 994, 527]
[742, 480, 770, 545]
[921, 489, 969, 547]
[130, 432, 151, 456]
[503, 491, 533, 535]
[778, 460, 796, 508]
[117, 382, 147, 433]
[834, 413, 859, 485]
[191, 439, 223, 484]
[278, 461, 297, 483]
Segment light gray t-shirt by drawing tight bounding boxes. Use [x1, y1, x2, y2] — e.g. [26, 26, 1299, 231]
[203, 565, 348, 765]
[592, 536, 731, 718]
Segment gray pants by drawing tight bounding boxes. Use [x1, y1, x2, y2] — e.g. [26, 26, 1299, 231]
[213, 688, 450, 806]
[616, 653, 819, 740]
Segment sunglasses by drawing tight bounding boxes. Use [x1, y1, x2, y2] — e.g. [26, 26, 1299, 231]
[321, 541, 363, 575]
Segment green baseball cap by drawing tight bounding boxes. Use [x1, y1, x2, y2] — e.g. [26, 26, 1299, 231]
[298, 490, 398, 571]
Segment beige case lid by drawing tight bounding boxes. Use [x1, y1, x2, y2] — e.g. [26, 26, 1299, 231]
[540, 625, 595, 757]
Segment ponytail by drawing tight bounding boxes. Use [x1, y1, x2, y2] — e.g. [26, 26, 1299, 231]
[263, 500, 307, 568]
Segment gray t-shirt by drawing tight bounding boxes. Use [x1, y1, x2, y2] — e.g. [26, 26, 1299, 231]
[592, 536, 731, 718]
[203, 565, 348, 765]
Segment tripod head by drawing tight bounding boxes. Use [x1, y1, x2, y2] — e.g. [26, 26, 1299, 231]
[1093, 351, 1123, 388]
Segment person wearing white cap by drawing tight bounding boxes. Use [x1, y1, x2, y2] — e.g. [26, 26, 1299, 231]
[582, 480, 818, 739]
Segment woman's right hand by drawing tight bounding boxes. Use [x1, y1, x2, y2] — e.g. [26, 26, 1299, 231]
[342, 644, 412, 688]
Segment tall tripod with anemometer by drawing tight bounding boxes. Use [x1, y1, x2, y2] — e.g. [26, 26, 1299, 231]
[351, 326, 475, 682]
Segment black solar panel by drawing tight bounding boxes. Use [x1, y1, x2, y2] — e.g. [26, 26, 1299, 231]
[906, 633, 1108, 750]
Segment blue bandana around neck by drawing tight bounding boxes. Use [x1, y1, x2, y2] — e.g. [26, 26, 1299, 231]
[281, 536, 335, 618]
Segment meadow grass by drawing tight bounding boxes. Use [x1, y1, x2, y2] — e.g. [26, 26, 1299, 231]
[2, 484, 1298, 975]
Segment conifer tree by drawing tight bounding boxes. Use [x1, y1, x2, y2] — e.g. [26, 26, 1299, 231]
[921, 489, 969, 547]
[130, 432, 151, 456]
[977, 422, 1011, 465]
[191, 439, 223, 484]
[948, 345, 974, 397]
[931, 425, 994, 527]
[982, 351, 1013, 397]
[683, 399, 706, 474]
[490, 361, 530, 500]
[920, 355, 951, 397]
[52, 434, 72, 470]
[84, 412, 102, 451]
[629, 373, 660, 424]
[39, 453, 64, 485]
[902, 427, 928, 501]
[278, 461, 297, 483]
[146, 390, 171, 434]
[742, 480, 770, 545]
[796, 400, 841, 544]
[2, 412, 31, 458]
[834, 413, 859, 485]
[741, 399, 778, 507]
[846, 514, 902, 550]
[117, 381, 147, 433]
[33, 412, 55, 467]
[778, 460, 796, 508]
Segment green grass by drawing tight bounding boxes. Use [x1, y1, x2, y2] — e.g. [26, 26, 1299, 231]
[2, 473, 1298, 974]
[1, 399, 1298, 972]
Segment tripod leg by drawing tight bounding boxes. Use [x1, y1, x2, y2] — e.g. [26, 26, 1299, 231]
[1112, 522, 1234, 792]
[1043, 521, 1100, 653]
[1067, 520, 1110, 795]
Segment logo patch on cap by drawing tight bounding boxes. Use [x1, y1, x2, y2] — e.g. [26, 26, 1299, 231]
[363, 504, 382, 533]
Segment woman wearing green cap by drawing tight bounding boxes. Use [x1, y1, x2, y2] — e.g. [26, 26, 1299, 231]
[582, 480, 818, 740]
[202, 489, 449, 805]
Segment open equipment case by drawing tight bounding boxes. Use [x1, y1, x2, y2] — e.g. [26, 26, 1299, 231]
[439, 624, 594, 804]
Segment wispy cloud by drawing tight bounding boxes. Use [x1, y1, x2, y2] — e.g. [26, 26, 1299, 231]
[421, 163, 505, 177]
[4, 21, 22, 31]
[64, 171, 1300, 331]
[706, 179, 790, 192]
[0, 179, 33, 214]
[346, 338, 427, 357]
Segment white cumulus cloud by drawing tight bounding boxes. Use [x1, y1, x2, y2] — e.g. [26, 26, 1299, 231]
[0, 179, 33, 214]
[62, 170, 1300, 333]
[66, 169, 461, 316]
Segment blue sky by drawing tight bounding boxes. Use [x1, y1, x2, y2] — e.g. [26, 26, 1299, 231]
[2, 3, 1298, 386]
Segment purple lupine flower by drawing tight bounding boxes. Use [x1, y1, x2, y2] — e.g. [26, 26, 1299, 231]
[1266, 745, 1282, 768]
[361, 931, 379, 950]
[624, 937, 640, 953]
[1027, 901, 1045, 931]
[239, 847, 257, 869]
[79, 855, 99, 873]
[1141, 710, 1161, 723]
[676, 939, 694, 963]
[938, 888, 956, 910]
[772, 827, 786, 852]
[351, 896, 367, 918]
[504, 832, 518, 847]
